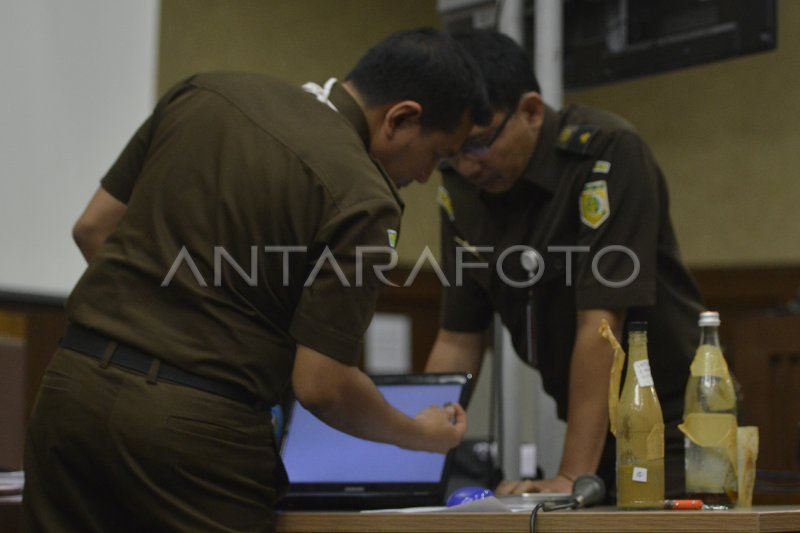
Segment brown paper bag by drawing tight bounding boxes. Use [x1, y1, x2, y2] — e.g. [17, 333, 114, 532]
[737, 426, 759, 507]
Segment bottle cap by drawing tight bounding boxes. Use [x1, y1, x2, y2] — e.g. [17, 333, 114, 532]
[628, 321, 647, 332]
[698, 311, 720, 327]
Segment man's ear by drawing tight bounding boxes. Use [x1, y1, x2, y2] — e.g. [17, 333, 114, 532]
[517, 92, 545, 131]
[380, 100, 423, 139]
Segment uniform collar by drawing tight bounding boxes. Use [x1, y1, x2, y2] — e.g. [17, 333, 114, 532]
[520, 104, 561, 194]
[328, 81, 404, 210]
[328, 82, 372, 149]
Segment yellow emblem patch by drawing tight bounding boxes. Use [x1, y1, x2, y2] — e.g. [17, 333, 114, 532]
[579, 131, 592, 144]
[580, 180, 611, 229]
[437, 186, 455, 222]
[387, 229, 398, 248]
[558, 126, 574, 145]
[592, 160, 611, 174]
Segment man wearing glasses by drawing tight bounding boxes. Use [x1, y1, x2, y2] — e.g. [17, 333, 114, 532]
[425, 30, 704, 501]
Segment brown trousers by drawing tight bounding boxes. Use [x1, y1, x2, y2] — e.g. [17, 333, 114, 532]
[22, 348, 286, 532]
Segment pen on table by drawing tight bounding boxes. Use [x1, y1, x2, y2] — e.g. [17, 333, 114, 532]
[663, 499, 703, 510]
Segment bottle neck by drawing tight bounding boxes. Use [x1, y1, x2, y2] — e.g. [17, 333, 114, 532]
[627, 331, 649, 365]
[699, 325, 721, 347]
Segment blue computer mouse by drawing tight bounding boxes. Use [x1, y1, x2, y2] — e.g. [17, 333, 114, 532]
[446, 486, 495, 507]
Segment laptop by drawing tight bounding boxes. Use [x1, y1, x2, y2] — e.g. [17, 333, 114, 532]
[278, 373, 472, 510]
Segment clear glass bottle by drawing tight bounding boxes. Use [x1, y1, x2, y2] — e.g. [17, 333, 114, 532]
[616, 321, 665, 509]
[683, 311, 738, 506]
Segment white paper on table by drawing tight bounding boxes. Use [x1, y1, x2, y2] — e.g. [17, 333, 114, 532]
[361, 496, 513, 514]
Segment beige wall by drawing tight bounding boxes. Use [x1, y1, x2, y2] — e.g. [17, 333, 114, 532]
[566, 1, 800, 268]
[391, 3, 800, 269]
[159, 1, 800, 269]
[159, 0, 439, 90]
[158, 0, 442, 266]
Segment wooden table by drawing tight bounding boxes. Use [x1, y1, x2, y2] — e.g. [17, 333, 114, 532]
[5, 501, 800, 532]
[276, 506, 800, 533]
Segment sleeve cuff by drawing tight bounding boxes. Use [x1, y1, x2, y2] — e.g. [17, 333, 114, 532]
[289, 309, 363, 366]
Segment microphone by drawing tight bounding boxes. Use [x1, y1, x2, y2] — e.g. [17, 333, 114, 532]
[542, 474, 606, 511]
[520, 250, 542, 277]
[531, 476, 607, 533]
[571, 474, 606, 508]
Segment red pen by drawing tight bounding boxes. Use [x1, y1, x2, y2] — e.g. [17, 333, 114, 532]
[664, 499, 703, 510]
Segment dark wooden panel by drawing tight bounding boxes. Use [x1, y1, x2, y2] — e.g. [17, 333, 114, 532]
[0, 338, 25, 470]
[0, 301, 67, 423]
[691, 265, 800, 316]
[3, 265, 796, 380]
[374, 265, 800, 373]
[727, 315, 800, 472]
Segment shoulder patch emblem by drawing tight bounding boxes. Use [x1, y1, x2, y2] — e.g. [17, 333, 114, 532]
[558, 126, 575, 145]
[437, 185, 455, 222]
[580, 180, 611, 229]
[592, 160, 611, 174]
[387, 229, 398, 249]
[557, 125, 599, 156]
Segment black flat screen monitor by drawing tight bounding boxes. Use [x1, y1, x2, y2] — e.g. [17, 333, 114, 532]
[278, 373, 472, 510]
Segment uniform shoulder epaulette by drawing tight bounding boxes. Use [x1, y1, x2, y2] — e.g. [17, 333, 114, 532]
[556, 124, 601, 156]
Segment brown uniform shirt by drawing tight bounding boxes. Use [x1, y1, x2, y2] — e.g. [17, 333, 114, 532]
[68, 73, 403, 405]
[439, 104, 704, 424]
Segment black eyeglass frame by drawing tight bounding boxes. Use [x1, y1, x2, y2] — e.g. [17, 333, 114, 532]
[457, 110, 514, 158]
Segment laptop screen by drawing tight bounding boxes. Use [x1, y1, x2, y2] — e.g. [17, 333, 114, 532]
[279, 373, 471, 509]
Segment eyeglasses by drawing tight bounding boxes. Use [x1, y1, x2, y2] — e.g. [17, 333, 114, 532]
[457, 110, 514, 158]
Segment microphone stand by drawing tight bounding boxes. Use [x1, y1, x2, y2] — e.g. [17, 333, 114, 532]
[488, 313, 504, 489]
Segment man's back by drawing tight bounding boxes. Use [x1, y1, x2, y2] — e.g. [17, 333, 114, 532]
[67, 72, 402, 404]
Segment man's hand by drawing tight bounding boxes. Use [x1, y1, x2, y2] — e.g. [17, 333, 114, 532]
[495, 474, 573, 496]
[293, 345, 469, 454]
[413, 403, 467, 453]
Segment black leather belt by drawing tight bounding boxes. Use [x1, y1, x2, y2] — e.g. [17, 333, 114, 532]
[60, 324, 259, 406]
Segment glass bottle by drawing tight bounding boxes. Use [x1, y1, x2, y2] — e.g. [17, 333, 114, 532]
[616, 321, 665, 509]
[682, 311, 738, 506]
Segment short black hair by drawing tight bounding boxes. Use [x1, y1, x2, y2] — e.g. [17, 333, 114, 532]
[346, 28, 491, 131]
[452, 30, 541, 113]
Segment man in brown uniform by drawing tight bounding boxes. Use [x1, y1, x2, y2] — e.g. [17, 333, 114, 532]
[425, 30, 704, 500]
[22, 29, 490, 532]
